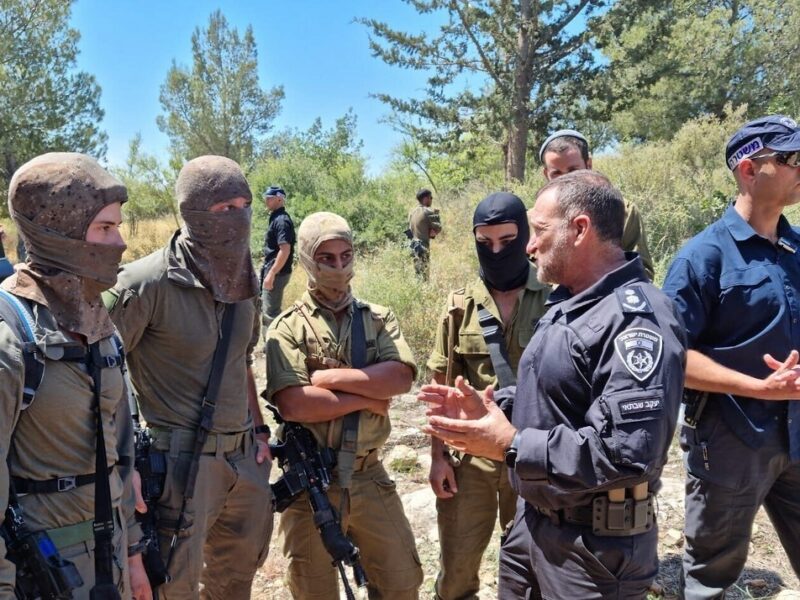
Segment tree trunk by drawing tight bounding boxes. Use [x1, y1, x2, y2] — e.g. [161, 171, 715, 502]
[504, 0, 535, 184]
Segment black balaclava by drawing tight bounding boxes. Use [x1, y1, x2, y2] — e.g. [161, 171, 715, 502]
[473, 192, 530, 291]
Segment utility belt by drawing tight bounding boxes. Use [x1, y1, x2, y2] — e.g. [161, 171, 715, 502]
[149, 426, 251, 458]
[531, 483, 654, 537]
[11, 463, 123, 495]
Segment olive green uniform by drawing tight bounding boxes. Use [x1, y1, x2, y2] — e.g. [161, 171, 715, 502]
[0, 299, 141, 599]
[408, 205, 442, 279]
[105, 234, 273, 600]
[426, 266, 550, 600]
[265, 291, 423, 599]
[622, 200, 654, 280]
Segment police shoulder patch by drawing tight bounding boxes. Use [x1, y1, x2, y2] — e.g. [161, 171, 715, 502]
[614, 327, 663, 382]
[615, 285, 653, 314]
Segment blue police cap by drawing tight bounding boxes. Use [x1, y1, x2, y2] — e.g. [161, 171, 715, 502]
[725, 115, 800, 171]
[263, 185, 286, 199]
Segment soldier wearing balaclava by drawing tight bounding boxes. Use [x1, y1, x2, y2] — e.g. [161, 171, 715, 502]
[424, 192, 551, 600]
[0, 152, 149, 599]
[104, 155, 273, 599]
[264, 211, 424, 598]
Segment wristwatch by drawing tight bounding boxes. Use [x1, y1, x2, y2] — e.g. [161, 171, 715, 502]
[504, 431, 521, 469]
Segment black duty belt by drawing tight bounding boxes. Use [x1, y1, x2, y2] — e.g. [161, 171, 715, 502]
[532, 493, 655, 537]
[11, 461, 127, 494]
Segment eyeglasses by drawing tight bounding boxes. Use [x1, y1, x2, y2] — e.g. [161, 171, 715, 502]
[751, 151, 800, 168]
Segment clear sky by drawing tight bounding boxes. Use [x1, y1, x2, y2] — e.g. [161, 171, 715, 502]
[70, 0, 450, 175]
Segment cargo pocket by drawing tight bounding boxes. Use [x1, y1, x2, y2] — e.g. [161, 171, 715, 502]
[455, 331, 488, 359]
[601, 388, 668, 469]
[369, 475, 423, 592]
[683, 408, 743, 489]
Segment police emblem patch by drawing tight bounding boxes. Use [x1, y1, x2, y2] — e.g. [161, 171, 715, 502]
[614, 327, 662, 382]
[616, 285, 653, 313]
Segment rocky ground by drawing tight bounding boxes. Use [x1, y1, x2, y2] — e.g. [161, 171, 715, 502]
[250, 357, 800, 600]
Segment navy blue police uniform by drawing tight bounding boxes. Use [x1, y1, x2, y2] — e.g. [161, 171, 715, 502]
[500, 255, 687, 600]
[663, 205, 800, 597]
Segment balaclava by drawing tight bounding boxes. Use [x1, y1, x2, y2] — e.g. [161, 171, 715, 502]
[473, 192, 530, 291]
[175, 155, 258, 303]
[3, 152, 128, 343]
[297, 212, 354, 312]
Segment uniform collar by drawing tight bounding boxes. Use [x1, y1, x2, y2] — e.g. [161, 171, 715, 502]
[166, 231, 206, 290]
[723, 202, 800, 244]
[300, 290, 364, 316]
[269, 206, 287, 221]
[545, 253, 647, 314]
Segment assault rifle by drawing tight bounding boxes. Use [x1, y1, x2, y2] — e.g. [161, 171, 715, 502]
[268, 406, 368, 600]
[1, 493, 83, 599]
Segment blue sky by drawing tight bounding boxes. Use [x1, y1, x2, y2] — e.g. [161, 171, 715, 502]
[71, 0, 452, 175]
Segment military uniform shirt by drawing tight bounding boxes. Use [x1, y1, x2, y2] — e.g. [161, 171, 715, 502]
[622, 200, 654, 280]
[663, 204, 800, 460]
[408, 205, 442, 249]
[105, 232, 260, 434]
[427, 266, 550, 388]
[0, 300, 141, 594]
[265, 291, 417, 454]
[510, 256, 687, 510]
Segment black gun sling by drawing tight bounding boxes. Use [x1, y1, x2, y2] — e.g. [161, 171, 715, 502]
[87, 342, 123, 599]
[476, 304, 517, 389]
[337, 303, 367, 491]
[166, 303, 237, 570]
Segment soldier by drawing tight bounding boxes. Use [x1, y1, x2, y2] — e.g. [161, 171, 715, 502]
[0, 153, 149, 599]
[663, 116, 800, 599]
[265, 211, 423, 598]
[105, 156, 273, 599]
[420, 171, 687, 599]
[407, 188, 442, 280]
[539, 129, 655, 279]
[427, 192, 550, 599]
[260, 185, 295, 330]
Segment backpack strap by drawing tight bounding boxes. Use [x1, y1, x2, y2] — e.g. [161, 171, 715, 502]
[0, 289, 44, 408]
[476, 304, 517, 389]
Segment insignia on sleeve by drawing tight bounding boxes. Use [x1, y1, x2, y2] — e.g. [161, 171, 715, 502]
[616, 285, 653, 313]
[614, 327, 662, 381]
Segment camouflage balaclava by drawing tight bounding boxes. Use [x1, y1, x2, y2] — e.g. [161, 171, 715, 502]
[3, 152, 128, 343]
[297, 212, 354, 312]
[175, 155, 258, 303]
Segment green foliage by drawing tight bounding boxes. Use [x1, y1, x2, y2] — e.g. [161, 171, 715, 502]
[360, 0, 608, 182]
[0, 0, 106, 204]
[595, 0, 800, 142]
[112, 134, 178, 235]
[248, 113, 413, 256]
[157, 10, 284, 169]
[594, 107, 745, 281]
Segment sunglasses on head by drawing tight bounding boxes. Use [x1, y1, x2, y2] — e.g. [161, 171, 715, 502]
[751, 151, 800, 167]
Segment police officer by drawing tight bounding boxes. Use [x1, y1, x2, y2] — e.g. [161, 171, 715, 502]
[407, 188, 442, 280]
[663, 116, 800, 599]
[265, 211, 423, 598]
[427, 192, 550, 599]
[0, 153, 149, 599]
[260, 185, 295, 330]
[105, 156, 273, 599]
[539, 129, 655, 279]
[420, 170, 687, 599]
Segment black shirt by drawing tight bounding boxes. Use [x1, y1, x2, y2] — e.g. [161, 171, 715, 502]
[262, 207, 295, 276]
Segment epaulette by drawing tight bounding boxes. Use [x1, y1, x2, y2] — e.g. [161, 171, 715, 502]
[616, 284, 654, 314]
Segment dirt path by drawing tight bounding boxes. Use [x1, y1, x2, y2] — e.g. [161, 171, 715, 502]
[251, 357, 800, 599]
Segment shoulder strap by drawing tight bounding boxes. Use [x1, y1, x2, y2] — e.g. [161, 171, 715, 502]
[445, 290, 466, 386]
[0, 289, 43, 409]
[166, 303, 238, 572]
[338, 301, 366, 491]
[476, 304, 516, 389]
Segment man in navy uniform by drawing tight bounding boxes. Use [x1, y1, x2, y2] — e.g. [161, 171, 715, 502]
[420, 170, 687, 599]
[663, 115, 800, 599]
[261, 185, 295, 329]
